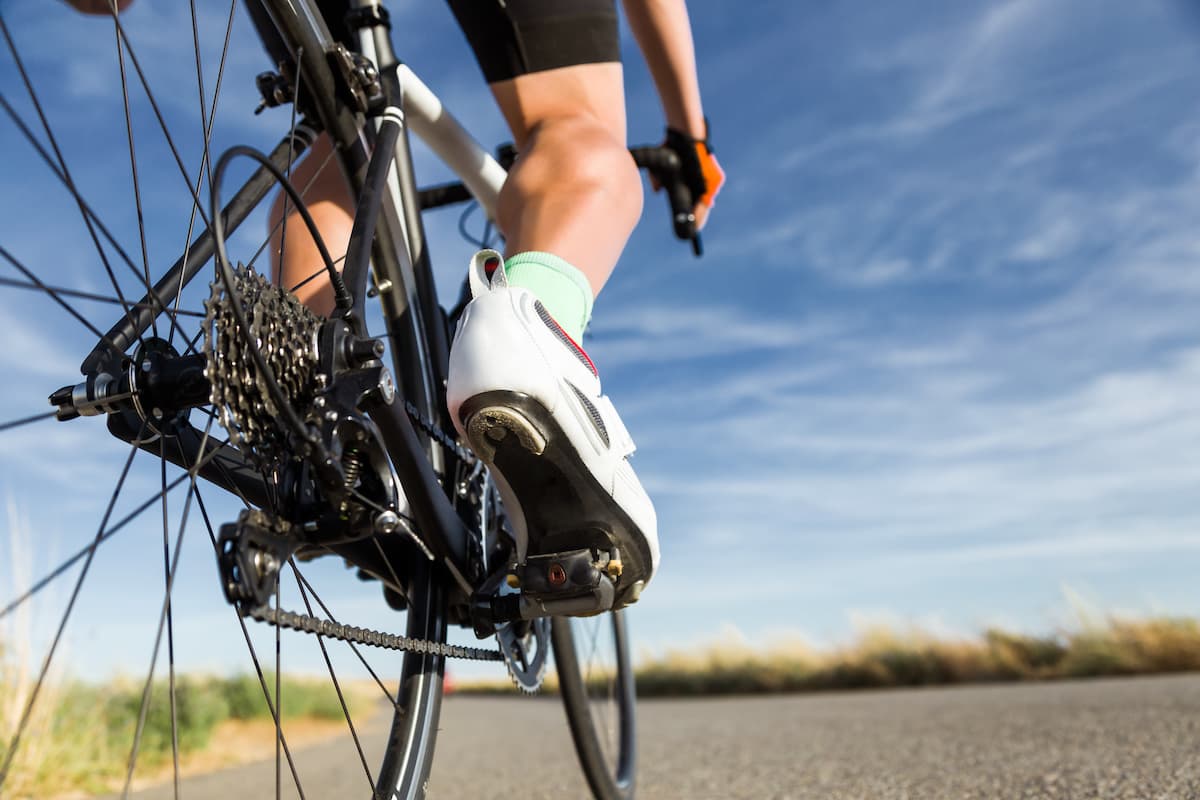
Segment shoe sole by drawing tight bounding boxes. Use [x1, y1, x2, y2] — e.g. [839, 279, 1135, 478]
[460, 390, 651, 610]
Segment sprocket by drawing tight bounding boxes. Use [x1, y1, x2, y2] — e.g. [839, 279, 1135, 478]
[496, 617, 551, 694]
[203, 265, 321, 468]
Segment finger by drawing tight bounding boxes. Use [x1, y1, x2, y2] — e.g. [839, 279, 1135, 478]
[694, 202, 710, 231]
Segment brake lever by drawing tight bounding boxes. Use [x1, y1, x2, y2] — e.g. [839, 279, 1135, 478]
[646, 150, 704, 258]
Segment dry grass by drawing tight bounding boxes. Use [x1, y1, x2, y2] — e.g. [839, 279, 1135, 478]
[454, 615, 1200, 698]
[1, 503, 378, 798]
[0, 670, 377, 799]
[634, 616, 1200, 697]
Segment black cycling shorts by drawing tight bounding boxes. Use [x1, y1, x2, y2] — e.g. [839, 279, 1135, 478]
[248, 0, 620, 85]
[446, 0, 620, 83]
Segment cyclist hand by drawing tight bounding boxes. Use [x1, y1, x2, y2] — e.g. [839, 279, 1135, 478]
[652, 123, 725, 231]
[62, 0, 133, 14]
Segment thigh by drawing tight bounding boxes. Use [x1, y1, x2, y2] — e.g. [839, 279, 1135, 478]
[490, 62, 628, 149]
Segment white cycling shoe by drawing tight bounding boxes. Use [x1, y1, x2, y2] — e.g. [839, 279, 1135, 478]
[447, 250, 658, 610]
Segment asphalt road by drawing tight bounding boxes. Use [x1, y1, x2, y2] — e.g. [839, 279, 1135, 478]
[121, 673, 1200, 799]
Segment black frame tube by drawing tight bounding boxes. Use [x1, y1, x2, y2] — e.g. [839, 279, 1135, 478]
[342, 108, 403, 332]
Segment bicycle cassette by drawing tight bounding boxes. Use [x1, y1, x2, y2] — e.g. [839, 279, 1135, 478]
[204, 265, 321, 467]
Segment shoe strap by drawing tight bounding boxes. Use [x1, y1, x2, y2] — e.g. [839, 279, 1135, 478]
[595, 394, 636, 458]
[468, 249, 507, 297]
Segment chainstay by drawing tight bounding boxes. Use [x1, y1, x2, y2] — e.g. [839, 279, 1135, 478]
[246, 604, 504, 661]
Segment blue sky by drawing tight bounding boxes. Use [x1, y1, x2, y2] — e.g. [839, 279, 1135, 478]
[1, 0, 1199, 681]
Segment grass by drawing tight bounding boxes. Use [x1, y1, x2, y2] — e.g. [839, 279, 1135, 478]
[633, 616, 1200, 697]
[1, 500, 373, 798]
[453, 615, 1200, 697]
[0, 671, 368, 798]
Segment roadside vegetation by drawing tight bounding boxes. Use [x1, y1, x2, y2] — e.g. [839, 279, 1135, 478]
[634, 616, 1200, 696]
[0, 669, 368, 798]
[4, 615, 1200, 795]
[450, 615, 1200, 697]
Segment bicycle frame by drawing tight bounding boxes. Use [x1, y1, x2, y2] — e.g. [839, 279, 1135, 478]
[94, 0, 510, 617]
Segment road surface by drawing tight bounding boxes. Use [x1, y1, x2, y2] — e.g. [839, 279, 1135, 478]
[119, 673, 1200, 799]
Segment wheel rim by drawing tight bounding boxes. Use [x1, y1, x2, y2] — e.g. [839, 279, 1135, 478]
[553, 611, 637, 799]
[0, 4, 442, 797]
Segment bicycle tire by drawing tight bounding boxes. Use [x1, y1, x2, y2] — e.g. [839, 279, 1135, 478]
[552, 610, 638, 800]
[0, 3, 448, 798]
[260, 6, 454, 794]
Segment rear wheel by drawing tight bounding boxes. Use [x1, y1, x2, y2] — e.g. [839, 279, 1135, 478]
[552, 610, 638, 800]
[0, 2, 448, 798]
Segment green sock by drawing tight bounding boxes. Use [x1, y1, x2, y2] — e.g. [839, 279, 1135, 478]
[503, 252, 594, 342]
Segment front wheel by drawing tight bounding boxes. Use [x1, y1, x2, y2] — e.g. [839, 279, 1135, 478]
[552, 610, 637, 800]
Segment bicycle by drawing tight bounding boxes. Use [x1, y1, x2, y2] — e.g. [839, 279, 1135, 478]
[0, 1, 704, 798]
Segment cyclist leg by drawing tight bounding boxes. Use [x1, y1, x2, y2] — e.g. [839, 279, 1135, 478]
[270, 133, 353, 318]
[491, 63, 643, 302]
[252, 0, 355, 316]
[446, 0, 659, 608]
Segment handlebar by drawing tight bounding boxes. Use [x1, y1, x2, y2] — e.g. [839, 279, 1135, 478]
[417, 143, 704, 257]
[629, 146, 703, 257]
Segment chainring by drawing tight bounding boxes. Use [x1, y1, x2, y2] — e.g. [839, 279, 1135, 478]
[496, 617, 551, 693]
[203, 265, 321, 468]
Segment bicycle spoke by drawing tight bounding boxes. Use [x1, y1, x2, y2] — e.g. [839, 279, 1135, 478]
[245, 145, 340, 275]
[172, 0, 238, 351]
[275, 577, 282, 800]
[109, 21, 212, 236]
[121, 410, 242, 796]
[160, 455, 182, 798]
[583, 619, 603, 686]
[0, 92, 139, 273]
[0, 275, 206, 316]
[0, 17, 144, 353]
[274, 48, 303, 290]
[0, 95, 193, 350]
[371, 537, 409, 601]
[289, 254, 347, 297]
[174, 413, 258, 512]
[111, 9, 157, 339]
[121, 467, 193, 797]
[188, 482, 308, 800]
[178, 132, 338, 362]
[0, 423, 146, 790]
[291, 561, 377, 794]
[0, 239, 127, 354]
[0, 429, 236, 623]
[0, 411, 58, 433]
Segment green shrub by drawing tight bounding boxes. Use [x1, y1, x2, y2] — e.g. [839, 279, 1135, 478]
[104, 677, 230, 764]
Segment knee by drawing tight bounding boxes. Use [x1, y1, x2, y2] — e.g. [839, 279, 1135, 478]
[504, 116, 643, 221]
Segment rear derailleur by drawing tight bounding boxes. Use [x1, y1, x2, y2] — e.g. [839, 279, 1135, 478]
[215, 318, 413, 612]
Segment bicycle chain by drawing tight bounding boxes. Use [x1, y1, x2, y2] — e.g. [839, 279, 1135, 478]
[405, 399, 476, 465]
[247, 604, 504, 661]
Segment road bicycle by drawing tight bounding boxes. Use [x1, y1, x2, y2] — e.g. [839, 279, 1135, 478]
[0, 1, 701, 798]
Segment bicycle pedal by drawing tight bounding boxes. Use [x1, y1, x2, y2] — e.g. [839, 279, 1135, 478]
[516, 548, 616, 616]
